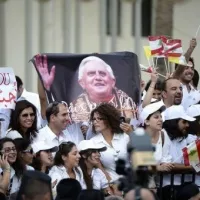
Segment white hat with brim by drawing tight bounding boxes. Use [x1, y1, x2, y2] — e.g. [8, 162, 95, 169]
[32, 141, 59, 154]
[78, 140, 107, 152]
[165, 105, 196, 121]
[139, 101, 166, 124]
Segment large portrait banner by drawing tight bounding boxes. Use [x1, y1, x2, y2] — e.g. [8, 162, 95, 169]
[31, 52, 141, 122]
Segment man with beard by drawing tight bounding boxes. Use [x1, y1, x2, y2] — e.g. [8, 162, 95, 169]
[173, 57, 200, 109]
[162, 78, 183, 108]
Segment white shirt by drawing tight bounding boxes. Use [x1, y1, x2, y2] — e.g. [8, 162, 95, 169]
[49, 165, 85, 197]
[153, 129, 172, 164]
[82, 168, 108, 190]
[18, 89, 43, 129]
[162, 133, 199, 186]
[34, 125, 68, 147]
[63, 123, 84, 145]
[90, 133, 130, 182]
[6, 130, 22, 140]
[181, 84, 200, 109]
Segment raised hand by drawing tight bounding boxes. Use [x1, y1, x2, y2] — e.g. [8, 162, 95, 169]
[34, 54, 56, 91]
[0, 155, 10, 171]
[190, 38, 197, 49]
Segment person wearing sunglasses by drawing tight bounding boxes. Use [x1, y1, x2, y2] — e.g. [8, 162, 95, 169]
[14, 138, 34, 171]
[78, 140, 110, 195]
[6, 100, 38, 142]
[31, 140, 58, 174]
[0, 138, 25, 198]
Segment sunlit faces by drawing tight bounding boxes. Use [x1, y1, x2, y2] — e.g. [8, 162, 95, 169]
[19, 107, 35, 130]
[92, 112, 109, 133]
[178, 119, 190, 135]
[1, 142, 17, 164]
[39, 150, 54, 167]
[62, 146, 80, 168]
[145, 111, 163, 131]
[180, 62, 194, 83]
[52, 104, 70, 130]
[162, 79, 183, 106]
[79, 60, 116, 101]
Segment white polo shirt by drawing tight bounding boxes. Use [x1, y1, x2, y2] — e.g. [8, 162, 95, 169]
[90, 133, 129, 182]
[34, 125, 68, 147]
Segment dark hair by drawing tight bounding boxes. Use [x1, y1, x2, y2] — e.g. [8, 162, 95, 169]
[15, 76, 23, 90]
[0, 138, 25, 179]
[31, 151, 51, 174]
[54, 142, 76, 166]
[192, 69, 199, 88]
[161, 77, 179, 92]
[90, 103, 122, 134]
[163, 119, 188, 141]
[9, 100, 38, 141]
[145, 79, 163, 91]
[79, 150, 95, 189]
[14, 138, 31, 152]
[174, 57, 195, 80]
[46, 101, 67, 123]
[77, 189, 105, 200]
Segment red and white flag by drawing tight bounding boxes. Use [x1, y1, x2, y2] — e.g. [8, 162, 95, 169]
[182, 139, 200, 172]
[148, 36, 164, 56]
[164, 39, 183, 57]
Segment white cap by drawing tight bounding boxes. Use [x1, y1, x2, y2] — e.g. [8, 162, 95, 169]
[186, 104, 200, 118]
[140, 101, 166, 124]
[32, 141, 59, 154]
[78, 140, 107, 152]
[165, 105, 195, 121]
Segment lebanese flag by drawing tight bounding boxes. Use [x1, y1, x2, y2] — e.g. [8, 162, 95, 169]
[164, 39, 183, 57]
[148, 36, 164, 56]
[182, 139, 200, 172]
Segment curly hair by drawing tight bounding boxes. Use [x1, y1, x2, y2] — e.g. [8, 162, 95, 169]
[90, 103, 122, 134]
[9, 100, 38, 142]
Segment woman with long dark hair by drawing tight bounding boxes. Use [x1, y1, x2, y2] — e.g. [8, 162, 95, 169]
[0, 138, 25, 198]
[31, 140, 58, 174]
[49, 142, 84, 197]
[6, 100, 38, 142]
[78, 140, 109, 194]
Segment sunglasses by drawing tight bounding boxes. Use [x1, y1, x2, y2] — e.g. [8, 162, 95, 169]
[21, 113, 35, 118]
[1, 147, 17, 154]
[23, 148, 33, 154]
[91, 117, 105, 122]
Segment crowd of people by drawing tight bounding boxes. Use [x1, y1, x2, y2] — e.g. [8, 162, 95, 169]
[0, 38, 200, 200]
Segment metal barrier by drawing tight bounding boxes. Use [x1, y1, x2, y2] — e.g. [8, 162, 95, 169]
[157, 170, 197, 200]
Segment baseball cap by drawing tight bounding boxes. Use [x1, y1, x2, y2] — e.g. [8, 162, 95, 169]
[139, 101, 166, 124]
[165, 105, 195, 121]
[32, 141, 59, 154]
[78, 140, 107, 152]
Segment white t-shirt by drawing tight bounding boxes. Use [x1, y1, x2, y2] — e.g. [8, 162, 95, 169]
[90, 133, 130, 182]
